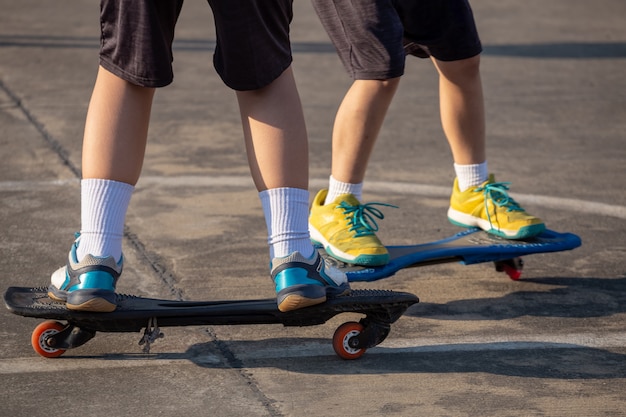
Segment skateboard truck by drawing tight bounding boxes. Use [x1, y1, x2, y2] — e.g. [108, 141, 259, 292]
[37, 322, 96, 351]
[138, 317, 164, 353]
[353, 318, 391, 349]
[494, 257, 524, 280]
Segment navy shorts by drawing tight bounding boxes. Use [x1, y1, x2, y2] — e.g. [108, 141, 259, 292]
[99, 0, 293, 90]
[311, 0, 483, 80]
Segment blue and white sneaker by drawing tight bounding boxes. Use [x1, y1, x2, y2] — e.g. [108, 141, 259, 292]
[271, 250, 350, 312]
[48, 237, 122, 312]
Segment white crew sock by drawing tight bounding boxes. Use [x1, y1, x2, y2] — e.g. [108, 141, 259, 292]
[454, 162, 489, 192]
[259, 187, 314, 260]
[77, 179, 134, 262]
[325, 175, 363, 204]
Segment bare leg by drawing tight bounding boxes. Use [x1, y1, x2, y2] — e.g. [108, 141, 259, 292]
[330, 78, 400, 184]
[236, 67, 309, 191]
[49, 66, 155, 312]
[238, 66, 313, 259]
[308, 78, 399, 267]
[432, 55, 486, 165]
[78, 66, 155, 260]
[82, 66, 155, 185]
[239, 67, 349, 312]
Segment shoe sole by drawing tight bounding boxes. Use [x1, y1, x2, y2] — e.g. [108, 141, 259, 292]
[65, 288, 117, 313]
[48, 288, 117, 312]
[278, 294, 326, 312]
[309, 224, 389, 266]
[277, 286, 351, 312]
[47, 291, 66, 303]
[66, 298, 117, 313]
[325, 247, 389, 266]
[447, 208, 546, 239]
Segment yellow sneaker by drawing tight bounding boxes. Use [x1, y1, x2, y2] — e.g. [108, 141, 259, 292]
[309, 189, 392, 266]
[447, 174, 545, 239]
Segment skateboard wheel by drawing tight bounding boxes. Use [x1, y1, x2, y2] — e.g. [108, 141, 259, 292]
[31, 321, 67, 358]
[333, 321, 366, 360]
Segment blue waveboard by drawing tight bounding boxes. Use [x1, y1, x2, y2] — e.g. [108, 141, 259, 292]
[319, 228, 581, 282]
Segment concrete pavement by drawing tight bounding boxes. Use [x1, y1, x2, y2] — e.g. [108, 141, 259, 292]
[1, 1, 625, 416]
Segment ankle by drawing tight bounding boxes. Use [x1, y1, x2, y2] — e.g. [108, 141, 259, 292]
[326, 175, 363, 203]
[454, 162, 488, 192]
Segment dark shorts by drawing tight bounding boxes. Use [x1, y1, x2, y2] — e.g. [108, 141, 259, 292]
[99, 0, 293, 90]
[311, 0, 483, 80]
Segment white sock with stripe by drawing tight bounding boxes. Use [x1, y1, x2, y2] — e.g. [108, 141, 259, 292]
[77, 179, 134, 262]
[260, 187, 314, 260]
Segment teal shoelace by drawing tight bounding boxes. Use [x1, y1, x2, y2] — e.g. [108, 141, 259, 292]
[477, 181, 525, 225]
[337, 201, 398, 237]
